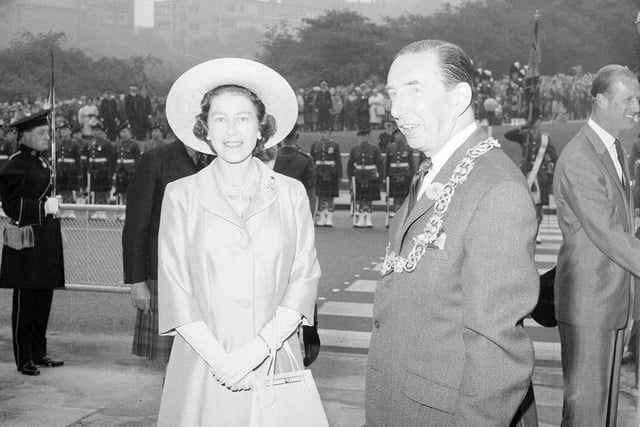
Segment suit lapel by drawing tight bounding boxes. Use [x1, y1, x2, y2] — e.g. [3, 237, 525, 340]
[398, 128, 488, 249]
[583, 126, 631, 225]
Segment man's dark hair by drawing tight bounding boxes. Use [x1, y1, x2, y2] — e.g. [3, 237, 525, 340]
[590, 65, 638, 98]
[395, 40, 476, 101]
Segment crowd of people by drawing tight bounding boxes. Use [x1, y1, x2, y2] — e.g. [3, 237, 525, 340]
[0, 64, 599, 142]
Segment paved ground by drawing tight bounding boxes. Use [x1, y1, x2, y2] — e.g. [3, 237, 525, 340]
[0, 208, 638, 426]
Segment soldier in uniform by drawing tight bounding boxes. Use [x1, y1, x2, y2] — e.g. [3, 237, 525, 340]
[0, 125, 16, 169]
[0, 110, 64, 376]
[274, 125, 316, 212]
[55, 121, 82, 206]
[378, 120, 396, 153]
[504, 113, 557, 226]
[309, 124, 342, 226]
[348, 125, 383, 228]
[384, 129, 414, 215]
[86, 122, 115, 208]
[141, 123, 165, 154]
[114, 123, 141, 205]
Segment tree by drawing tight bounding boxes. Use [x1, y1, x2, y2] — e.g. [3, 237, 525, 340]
[0, 32, 174, 100]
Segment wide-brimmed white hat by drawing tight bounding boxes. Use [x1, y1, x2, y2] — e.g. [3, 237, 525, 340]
[165, 58, 297, 153]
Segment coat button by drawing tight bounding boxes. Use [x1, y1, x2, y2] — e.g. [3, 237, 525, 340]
[373, 320, 381, 328]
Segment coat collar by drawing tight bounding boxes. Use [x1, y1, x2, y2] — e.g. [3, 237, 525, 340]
[194, 157, 279, 228]
[394, 127, 488, 250]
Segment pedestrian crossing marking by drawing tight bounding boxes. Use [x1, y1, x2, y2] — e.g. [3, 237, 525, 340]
[319, 328, 371, 349]
[344, 279, 377, 293]
[320, 301, 372, 318]
[536, 243, 561, 251]
[535, 253, 558, 263]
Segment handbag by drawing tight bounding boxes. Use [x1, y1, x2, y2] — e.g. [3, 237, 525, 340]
[251, 341, 329, 427]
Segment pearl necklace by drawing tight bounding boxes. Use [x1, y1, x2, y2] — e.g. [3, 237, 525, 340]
[214, 163, 259, 197]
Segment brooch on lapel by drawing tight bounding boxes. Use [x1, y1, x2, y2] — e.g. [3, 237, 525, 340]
[266, 175, 275, 191]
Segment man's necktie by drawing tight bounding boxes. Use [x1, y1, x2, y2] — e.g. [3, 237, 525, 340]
[407, 157, 433, 213]
[614, 139, 626, 187]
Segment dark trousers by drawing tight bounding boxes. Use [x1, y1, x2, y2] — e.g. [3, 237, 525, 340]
[12, 288, 54, 368]
[558, 322, 625, 427]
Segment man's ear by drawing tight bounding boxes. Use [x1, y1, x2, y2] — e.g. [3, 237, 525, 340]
[595, 93, 608, 110]
[453, 82, 473, 117]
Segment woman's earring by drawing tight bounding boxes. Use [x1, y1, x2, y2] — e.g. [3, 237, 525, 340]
[257, 133, 262, 140]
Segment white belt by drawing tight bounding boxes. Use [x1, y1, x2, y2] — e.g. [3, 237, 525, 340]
[60, 158, 76, 163]
[0, 155, 8, 160]
[315, 160, 336, 166]
[390, 162, 409, 167]
[118, 159, 135, 164]
[355, 165, 376, 170]
[90, 158, 107, 163]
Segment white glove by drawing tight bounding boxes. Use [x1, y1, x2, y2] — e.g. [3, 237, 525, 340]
[216, 337, 269, 391]
[176, 321, 229, 375]
[258, 306, 303, 351]
[44, 197, 59, 215]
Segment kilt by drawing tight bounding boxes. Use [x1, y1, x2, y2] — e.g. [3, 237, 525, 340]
[132, 279, 173, 362]
[58, 170, 79, 191]
[115, 169, 133, 194]
[388, 175, 411, 198]
[316, 174, 340, 198]
[355, 179, 381, 201]
[89, 170, 112, 192]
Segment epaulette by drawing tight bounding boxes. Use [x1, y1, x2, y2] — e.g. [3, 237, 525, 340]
[8, 151, 21, 161]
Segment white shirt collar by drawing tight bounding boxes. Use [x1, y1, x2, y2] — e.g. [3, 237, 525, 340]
[588, 118, 615, 149]
[588, 117, 623, 181]
[417, 122, 477, 200]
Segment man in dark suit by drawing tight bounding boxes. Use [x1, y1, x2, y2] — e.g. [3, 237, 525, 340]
[0, 110, 65, 376]
[99, 89, 119, 142]
[273, 125, 321, 366]
[366, 40, 538, 426]
[553, 64, 640, 427]
[122, 139, 210, 362]
[124, 84, 142, 141]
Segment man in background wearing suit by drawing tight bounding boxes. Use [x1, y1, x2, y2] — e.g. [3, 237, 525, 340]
[553, 64, 640, 427]
[122, 139, 211, 362]
[366, 40, 539, 426]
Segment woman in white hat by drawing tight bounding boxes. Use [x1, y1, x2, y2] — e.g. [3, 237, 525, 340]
[157, 58, 321, 426]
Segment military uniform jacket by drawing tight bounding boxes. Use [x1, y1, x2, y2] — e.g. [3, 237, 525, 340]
[385, 142, 414, 198]
[0, 139, 15, 169]
[56, 137, 82, 190]
[504, 126, 558, 206]
[85, 137, 115, 191]
[348, 143, 383, 202]
[273, 146, 315, 209]
[0, 146, 64, 289]
[310, 138, 342, 198]
[123, 141, 198, 283]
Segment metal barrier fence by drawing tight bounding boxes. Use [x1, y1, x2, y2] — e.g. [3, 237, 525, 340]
[1, 204, 129, 294]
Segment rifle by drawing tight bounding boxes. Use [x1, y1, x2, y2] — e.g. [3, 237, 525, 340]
[351, 176, 358, 226]
[385, 176, 390, 228]
[49, 51, 57, 197]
